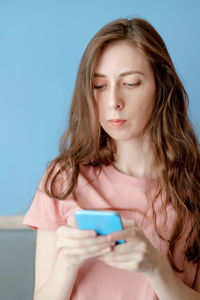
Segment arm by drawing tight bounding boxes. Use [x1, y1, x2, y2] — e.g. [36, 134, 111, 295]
[98, 219, 200, 300]
[33, 229, 80, 300]
[33, 225, 112, 300]
[146, 259, 200, 300]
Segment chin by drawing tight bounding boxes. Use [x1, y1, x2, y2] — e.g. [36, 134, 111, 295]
[109, 133, 140, 142]
[101, 125, 141, 141]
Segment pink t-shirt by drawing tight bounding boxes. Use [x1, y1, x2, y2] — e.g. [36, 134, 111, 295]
[23, 164, 198, 300]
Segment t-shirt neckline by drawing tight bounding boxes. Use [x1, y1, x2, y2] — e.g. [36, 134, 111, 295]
[106, 163, 160, 187]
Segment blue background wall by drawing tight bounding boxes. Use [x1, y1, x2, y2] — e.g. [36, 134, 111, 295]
[1, 0, 200, 216]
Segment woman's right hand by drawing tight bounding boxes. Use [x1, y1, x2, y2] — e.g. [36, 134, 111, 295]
[55, 217, 114, 269]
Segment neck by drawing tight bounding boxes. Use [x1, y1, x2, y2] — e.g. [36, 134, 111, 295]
[113, 135, 158, 179]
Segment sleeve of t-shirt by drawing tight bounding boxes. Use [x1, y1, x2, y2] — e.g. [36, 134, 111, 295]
[22, 169, 79, 231]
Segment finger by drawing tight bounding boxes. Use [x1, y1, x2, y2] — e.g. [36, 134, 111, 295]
[100, 252, 140, 262]
[56, 235, 113, 249]
[85, 246, 112, 259]
[62, 242, 112, 255]
[98, 258, 134, 272]
[107, 226, 140, 242]
[96, 242, 135, 257]
[67, 215, 78, 228]
[121, 218, 138, 229]
[111, 241, 141, 254]
[56, 225, 96, 239]
[63, 247, 112, 268]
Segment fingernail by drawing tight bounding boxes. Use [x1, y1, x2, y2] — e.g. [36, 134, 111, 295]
[90, 231, 96, 237]
[107, 235, 112, 241]
[109, 246, 114, 252]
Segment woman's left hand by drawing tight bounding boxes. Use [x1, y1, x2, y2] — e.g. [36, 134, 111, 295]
[97, 218, 165, 276]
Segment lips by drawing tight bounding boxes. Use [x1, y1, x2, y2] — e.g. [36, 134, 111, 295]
[108, 119, 126, 127]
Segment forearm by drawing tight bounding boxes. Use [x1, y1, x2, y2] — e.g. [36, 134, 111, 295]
[146, 262, 200, 300]
[34, 251, 80, 300]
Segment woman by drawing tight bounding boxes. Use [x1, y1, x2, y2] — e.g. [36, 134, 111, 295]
[23, 17, 200, 299]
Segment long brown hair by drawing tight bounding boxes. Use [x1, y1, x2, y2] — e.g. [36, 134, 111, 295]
[43, 17, 200, 272]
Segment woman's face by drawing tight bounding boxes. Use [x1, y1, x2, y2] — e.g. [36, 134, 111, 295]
[93, 41, 156, 142]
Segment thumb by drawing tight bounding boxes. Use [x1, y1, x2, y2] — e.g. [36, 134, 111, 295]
[67, 212, 78, 228]
[122, 218, 137, 229]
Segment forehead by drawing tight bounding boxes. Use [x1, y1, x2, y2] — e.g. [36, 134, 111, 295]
[94, 41, 151, 76]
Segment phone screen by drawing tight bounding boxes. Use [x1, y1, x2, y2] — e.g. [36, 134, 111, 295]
[75, 209, 125, 244]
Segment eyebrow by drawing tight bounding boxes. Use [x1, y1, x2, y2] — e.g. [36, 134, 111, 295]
[94, 70, 144, 78]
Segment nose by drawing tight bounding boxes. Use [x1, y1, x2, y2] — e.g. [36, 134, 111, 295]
[108, 84, 124, 110]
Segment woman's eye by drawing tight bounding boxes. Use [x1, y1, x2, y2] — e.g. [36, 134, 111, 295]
[124, 82, 140, 87]
[93, 85, 105, 90]
[93, 82, 140, 90]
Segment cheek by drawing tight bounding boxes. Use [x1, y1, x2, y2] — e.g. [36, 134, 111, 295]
[95, 97, 104, 118]
[130, 94, 155, 127]
[139, 87, 155, 114]
[98, 102, 107, 120]
[130, 99, 153, 117]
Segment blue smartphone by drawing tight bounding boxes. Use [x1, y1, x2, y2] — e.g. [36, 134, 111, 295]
[74, 209, 125, 244]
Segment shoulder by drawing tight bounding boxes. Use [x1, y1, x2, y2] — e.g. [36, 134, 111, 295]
[193, 262, 200, 292]
[78, 163, 112, 186]
[37, 163, 112, 198]
[38, 162, 75, 196]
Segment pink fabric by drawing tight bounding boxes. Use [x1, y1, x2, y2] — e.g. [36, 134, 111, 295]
[23, 164, 197, 300]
